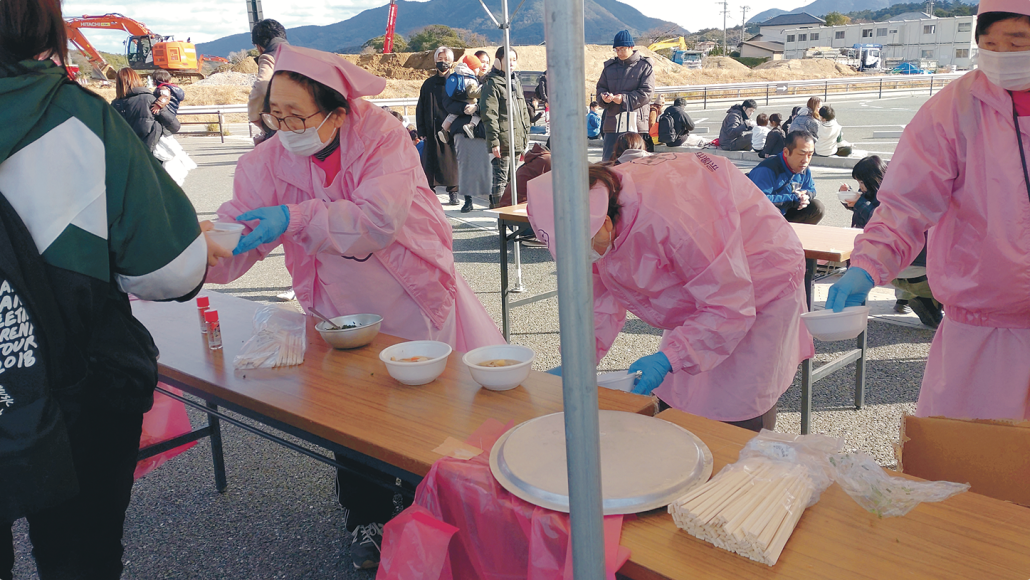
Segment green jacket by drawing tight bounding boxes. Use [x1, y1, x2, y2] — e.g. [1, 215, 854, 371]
[0, 60, 207, 413]
[479, 67, 531, 155]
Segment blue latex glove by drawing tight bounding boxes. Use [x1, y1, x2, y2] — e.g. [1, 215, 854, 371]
[545, 366, 563, 376]
[234, 205, 290, 255]
[628, 352, 672, 396]
[825, 267, 874, 313]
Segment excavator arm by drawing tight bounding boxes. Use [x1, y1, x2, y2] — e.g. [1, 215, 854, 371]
[65, 14, 157, 79]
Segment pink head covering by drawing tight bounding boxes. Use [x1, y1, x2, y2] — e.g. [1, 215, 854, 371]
[978, 0, 1030, 16]
[273, 44, 387, 100]
[526, 173, 610, 260]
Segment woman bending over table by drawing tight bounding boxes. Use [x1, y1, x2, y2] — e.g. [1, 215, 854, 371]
[205, 45, 503, 570]
[528, 153, 813, 431]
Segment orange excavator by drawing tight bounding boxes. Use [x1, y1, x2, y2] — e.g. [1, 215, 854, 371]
[65, 14, 217, 82]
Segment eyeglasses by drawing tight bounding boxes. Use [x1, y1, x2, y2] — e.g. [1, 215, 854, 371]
[261, 110, 325, 133]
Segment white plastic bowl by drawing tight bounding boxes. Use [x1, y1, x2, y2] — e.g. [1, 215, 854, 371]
[837, 189, 860, 204]
[597, 371, 638, 392]
[801, 306, 870, 341]
[462, 345, 535, 391]
[206, 222, 245, 252]
[379, 341, 452, 385]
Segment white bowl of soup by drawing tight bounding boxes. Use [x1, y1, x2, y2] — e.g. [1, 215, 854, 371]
[379, 341, 452, 385]
[462, 345, 535, 391]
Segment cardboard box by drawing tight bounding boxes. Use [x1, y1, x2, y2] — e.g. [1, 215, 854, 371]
[896, 415, 1030, 507]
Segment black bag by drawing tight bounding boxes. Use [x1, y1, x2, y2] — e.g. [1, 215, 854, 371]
[657, 110, 678, 145]
[0, 192, 78, 523]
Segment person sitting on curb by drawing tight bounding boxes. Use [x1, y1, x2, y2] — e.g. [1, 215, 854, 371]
[607, 132, 651, 164]
[747, 131, 825, 224]
[587, 101, 602, 139]
[718, 98, 756, 151]
[751, 113, 770, 153]
[656, 97, 700, 147]
[815, 104, 853, 157]
[760, 113, 786, 158]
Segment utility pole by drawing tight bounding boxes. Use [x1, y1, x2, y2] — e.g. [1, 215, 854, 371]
[740, 6, 750, 48]
[721, 0, 730, 55]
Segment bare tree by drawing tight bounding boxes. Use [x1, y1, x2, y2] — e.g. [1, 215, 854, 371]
[454, 28, 488, 47]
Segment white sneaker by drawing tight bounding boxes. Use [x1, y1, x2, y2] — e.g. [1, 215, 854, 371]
[437, 129, 450, 143]
[463, 123, 475, 139]
[276, 289, 296, 301]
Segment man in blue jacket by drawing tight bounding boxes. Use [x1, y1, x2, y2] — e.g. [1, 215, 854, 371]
[748, 131, 825, 224]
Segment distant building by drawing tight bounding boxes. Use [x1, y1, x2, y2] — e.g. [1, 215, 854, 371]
[781, 14, 976, 69]
[695, 41, 719, 55]
[740, 40, 785, 60]
[888, 11, 934, 21]
[758, 12, 826, 43]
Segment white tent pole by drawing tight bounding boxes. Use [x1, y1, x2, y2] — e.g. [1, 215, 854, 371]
[500, 0, 525, 293]
[543, 0, 606, 576]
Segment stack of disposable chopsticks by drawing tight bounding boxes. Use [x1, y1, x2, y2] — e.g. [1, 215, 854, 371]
[668, 459, 814, 566]
[273, 330, 305, 367]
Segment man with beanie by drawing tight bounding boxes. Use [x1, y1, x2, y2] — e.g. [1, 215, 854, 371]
[596, 30, 656, 161]
[248, 19, 289, 144]
[416, 47, 461, 206]
[719, 98, 758, 151]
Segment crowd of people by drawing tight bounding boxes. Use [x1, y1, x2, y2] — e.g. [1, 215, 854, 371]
[2, 0, 1029, 576]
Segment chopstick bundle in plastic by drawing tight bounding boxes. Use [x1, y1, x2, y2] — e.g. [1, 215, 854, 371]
[669, 458, 814, 566]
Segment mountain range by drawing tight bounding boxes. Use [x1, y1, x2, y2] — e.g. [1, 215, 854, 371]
[196, 0, 685, 57]
[748, 0, 977, 24]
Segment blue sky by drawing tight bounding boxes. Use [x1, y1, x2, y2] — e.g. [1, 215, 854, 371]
[63, 0, 810, 53]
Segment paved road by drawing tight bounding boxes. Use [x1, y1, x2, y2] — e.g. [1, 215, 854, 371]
[10, 94, 936, 579]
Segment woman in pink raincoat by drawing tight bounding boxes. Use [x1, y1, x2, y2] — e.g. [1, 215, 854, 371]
[528, 153, 814, 431]
[828, 0, 1030, 421]
[205, 44, 503, 569]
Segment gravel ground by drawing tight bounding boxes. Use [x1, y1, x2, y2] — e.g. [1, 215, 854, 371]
[195, 72, 257, 87]
[9, 94, 934, 578]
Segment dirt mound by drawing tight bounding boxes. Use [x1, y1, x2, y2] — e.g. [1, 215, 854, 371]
[349, 53, 435, 81]
[231, 58, 259, 74]
[703, 56, 751, 73]
[753, 58, 858, 78]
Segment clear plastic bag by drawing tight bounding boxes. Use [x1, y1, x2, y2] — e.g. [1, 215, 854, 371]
[736, 429, 845, 506]
[233, 305, 306, 369]
[828, 451, 970, 518]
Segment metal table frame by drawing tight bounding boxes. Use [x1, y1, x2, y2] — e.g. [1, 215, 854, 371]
[495, 208, 867, 434]
[138, 381, 420, 499]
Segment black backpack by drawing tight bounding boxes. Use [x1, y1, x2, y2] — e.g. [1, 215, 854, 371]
[657, 110, 678, 145]
[0, 192, 77, 523]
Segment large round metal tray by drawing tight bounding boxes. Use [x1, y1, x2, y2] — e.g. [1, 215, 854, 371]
[489, 410, 713, 515]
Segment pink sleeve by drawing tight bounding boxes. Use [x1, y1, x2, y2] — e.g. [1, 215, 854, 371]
[205, 151, 283, 284]
[654, 203, 757, 375]
[593, 268, 628, 362]
[283, 126, 420, 258]
[850, 103, 957, 285]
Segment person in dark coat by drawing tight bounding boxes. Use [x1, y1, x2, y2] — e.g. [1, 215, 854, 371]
[718, 98, 756, 151]
[110, 67, 179, 152]
[595, 30, 655, 162]
[415, 47, 460, 205]
[760, 113, 786, 158]
[657, 97, 696, 147]
[442, 65, 490, 213]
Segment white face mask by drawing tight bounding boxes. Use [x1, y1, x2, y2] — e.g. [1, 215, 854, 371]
[975, 48, 1030, 91]
[589, 246, 608, 263]
[279, 114, 334, 157]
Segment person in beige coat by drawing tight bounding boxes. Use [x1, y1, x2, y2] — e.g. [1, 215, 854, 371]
[248, 19, 289, 144]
